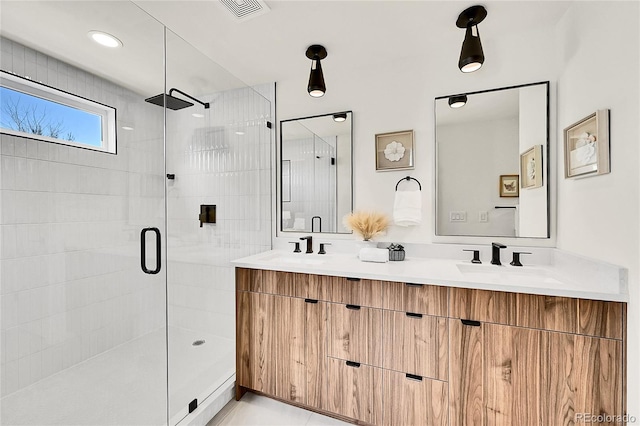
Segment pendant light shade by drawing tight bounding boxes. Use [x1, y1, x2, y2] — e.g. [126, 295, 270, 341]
[448, 95, 467, 108]
[456, 5, 487, 73]
[306, 45, 327, 97]
[333, 112, 347, 122]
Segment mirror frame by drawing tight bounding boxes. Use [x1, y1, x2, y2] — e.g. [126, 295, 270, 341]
[278, 111, 354, 235]
[434, 81, 551, 240]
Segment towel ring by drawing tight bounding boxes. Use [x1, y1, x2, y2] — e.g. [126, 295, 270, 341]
[395, 176, 422, 191]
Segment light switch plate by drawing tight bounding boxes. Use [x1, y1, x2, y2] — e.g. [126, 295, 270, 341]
[479, 211, 488, 222]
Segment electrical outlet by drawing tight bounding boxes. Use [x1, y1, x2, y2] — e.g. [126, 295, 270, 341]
[479, 211, 488, 222]
[449, 211, 467, 222]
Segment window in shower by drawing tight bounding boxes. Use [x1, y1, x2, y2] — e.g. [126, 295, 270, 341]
[0, 70, 116, 153]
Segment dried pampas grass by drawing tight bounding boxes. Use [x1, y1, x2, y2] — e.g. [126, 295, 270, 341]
[343, 211, 389, 241]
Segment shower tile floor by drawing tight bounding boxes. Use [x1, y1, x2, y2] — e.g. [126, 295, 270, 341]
[1, 327, 234, 426]
[207, 393, 350, 426]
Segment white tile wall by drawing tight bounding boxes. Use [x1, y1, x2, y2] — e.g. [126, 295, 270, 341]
[0, 37, 166, 397]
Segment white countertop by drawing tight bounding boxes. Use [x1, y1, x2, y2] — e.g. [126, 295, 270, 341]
[232, 250, 628, 302]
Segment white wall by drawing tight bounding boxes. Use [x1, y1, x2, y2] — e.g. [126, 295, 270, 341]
[275, 14, 560, 245]
[555, 1, 640, 416]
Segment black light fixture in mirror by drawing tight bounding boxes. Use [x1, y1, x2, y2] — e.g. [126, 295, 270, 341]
[333, 112, 347, 122]
[448, 94, 467, 108]
[306, 44, 327, 97]
[456, 5, 487, 73]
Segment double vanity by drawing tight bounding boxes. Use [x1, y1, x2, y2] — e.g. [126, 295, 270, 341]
[263, 79, 627, 424]
[233, 249, 627, 425]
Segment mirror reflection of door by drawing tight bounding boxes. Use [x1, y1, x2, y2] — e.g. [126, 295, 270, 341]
[280, 112, 353, 234]
[435, 82, 549, 239]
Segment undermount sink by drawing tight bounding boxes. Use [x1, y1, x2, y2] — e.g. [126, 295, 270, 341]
[457, 263, 543, 275]
[456, 263, 563, 286]
[259, 253, 326, 266]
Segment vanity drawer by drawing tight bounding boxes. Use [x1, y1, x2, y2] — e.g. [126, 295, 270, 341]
[449, 288, 516, 325]
[328, 303, 382, 367]
[382, 310, 448, 381]
[578, 299, 624, 340]
[382, 370, 448, 426]
[326, 357, 383, 425]
[515, 293, 577, 333]
[382, 281, 448, 316]
[314, 275, 384, 309]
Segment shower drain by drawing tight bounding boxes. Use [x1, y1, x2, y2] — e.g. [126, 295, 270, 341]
[192, 339, 206, 346]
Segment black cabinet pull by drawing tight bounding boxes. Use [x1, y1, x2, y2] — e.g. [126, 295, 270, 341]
[304, 299, 318, 304]
[461, 319, 481, 327]
[346, 361, 361, 368]
[346, 304, 361, 310]
[405, 373, 423, 382]
[346, 277, 361, 282]
[405, 283, 424, 287]
[140, 227, 161, 274]
[406, 312, 423, 318]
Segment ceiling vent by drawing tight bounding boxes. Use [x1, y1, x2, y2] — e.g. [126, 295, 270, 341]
[218, 0, 270, 22]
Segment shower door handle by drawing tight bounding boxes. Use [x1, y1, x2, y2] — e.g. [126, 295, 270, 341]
[140, 227, 161, 274]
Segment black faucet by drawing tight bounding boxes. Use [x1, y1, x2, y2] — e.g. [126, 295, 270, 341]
[300, 236, 313, 254]
[491, 242, 507, 265]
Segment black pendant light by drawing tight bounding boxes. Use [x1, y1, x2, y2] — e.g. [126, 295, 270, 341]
[448, 95, 468, 108]
[306, 45, 327, 97]
[456, 5, 487, 73]
[333, 112, 347, 122]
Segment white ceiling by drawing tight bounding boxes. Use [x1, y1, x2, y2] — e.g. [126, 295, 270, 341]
[0, 1, 573, 97]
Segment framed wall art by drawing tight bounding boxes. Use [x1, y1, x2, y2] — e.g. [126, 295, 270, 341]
[499, 174, 519, 197]
[375, 130, 414, 171]
[520, 145, 543, 189]
[564, 109, 610, 178]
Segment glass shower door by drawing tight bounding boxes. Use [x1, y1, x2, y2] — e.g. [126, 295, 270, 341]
[164, 30, 273, 424]
[0, 2, 168, 425]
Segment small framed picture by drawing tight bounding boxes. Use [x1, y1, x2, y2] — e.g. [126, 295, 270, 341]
[499, 175, 519, 197]
[564, 109, 610, 178]
[520, 145, 543, 189]
[375, 130, 414, 171]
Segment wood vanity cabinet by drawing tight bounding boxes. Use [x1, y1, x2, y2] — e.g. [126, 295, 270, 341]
[236, 274, 327, 409]
[236, 268, 626, 426]
[449, 289, 625, 425]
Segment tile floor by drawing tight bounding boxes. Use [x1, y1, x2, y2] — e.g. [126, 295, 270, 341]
[207, 393, 351, 426]
[1, 327, 234, 426]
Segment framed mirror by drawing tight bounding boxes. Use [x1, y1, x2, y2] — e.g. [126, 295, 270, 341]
[280, 111, 353, 234]
[435, 82, 549, 238]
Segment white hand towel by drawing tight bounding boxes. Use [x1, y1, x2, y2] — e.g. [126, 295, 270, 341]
[358, 248, 389, 263]
[393, 190, 422, 227]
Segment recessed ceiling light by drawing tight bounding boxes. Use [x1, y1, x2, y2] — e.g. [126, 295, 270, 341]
[235, 131, 245, 135]
[121, 126, 134, 131]
[192, 113, 205, 118]
[88, 31, 123, 48]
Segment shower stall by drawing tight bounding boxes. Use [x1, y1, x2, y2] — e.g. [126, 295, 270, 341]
[0, 2, 272, 425]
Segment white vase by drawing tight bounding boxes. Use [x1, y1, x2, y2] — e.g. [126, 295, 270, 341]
[355, 240, 378, 254]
